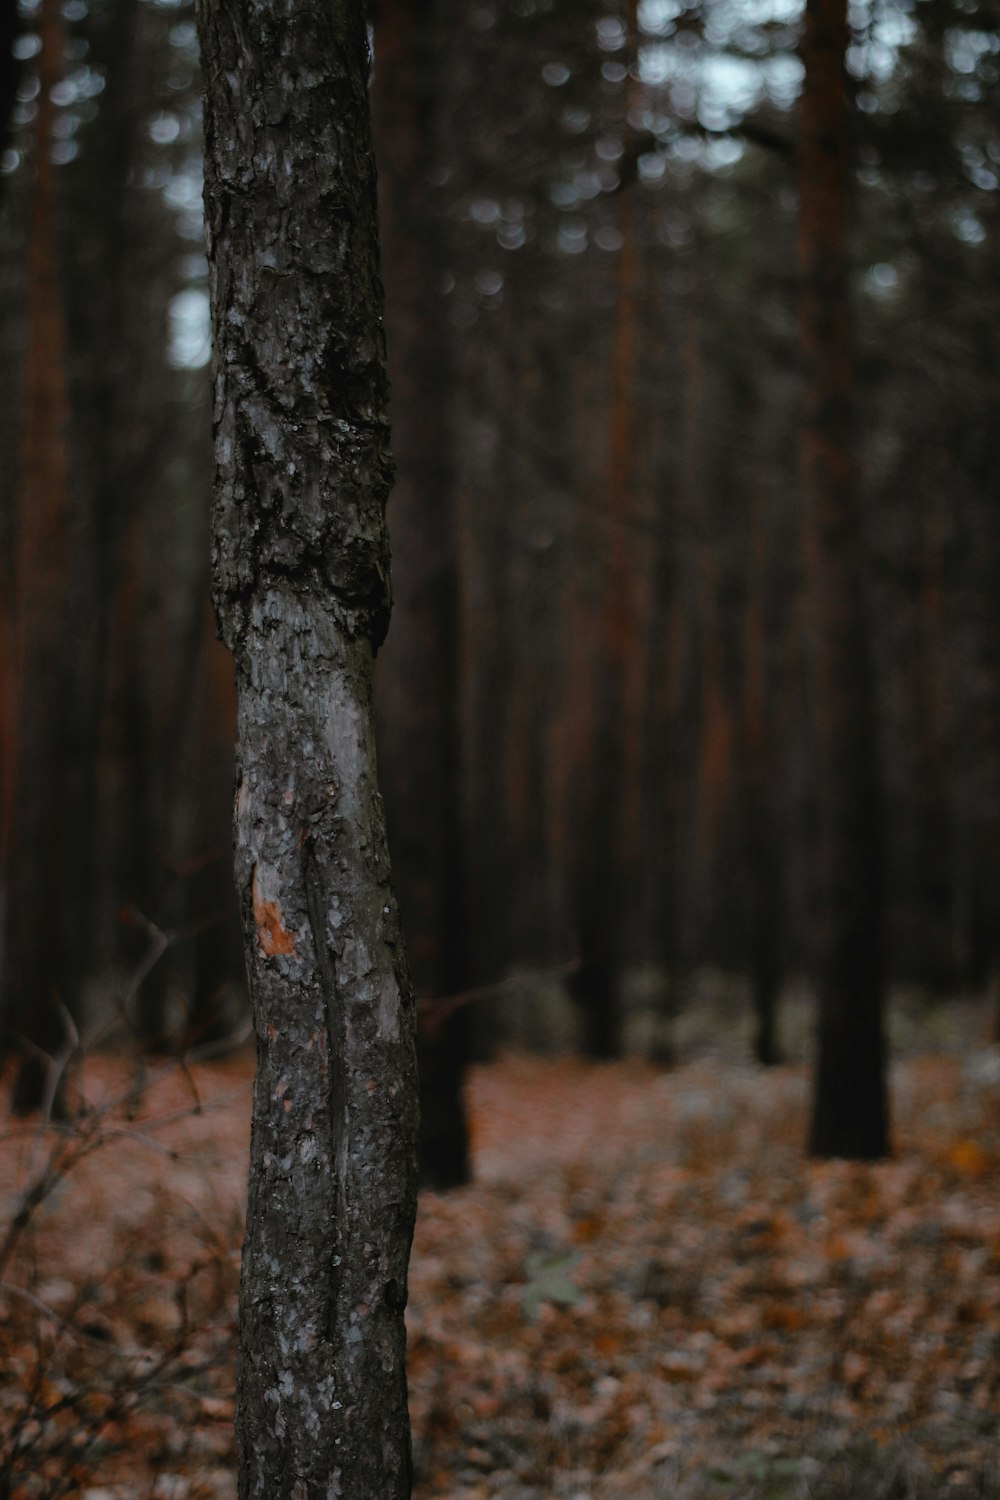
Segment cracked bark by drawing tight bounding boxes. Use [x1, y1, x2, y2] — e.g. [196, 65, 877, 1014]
[197, 2, 419, 1494]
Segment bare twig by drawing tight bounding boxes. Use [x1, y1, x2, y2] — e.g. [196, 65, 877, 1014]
[417, 957, 581, 1034]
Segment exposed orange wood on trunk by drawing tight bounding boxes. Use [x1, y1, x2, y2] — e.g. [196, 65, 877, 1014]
[251, 865, 297, 959]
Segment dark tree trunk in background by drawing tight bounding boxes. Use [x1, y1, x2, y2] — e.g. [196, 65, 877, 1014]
[372, 0, 472, 1189]
[0, 0, 23, 195]
[186, 605, 243, 1041]
[909, 501, 955, 993]
[743, 490, 784, 1066]
[198, 1, 419, 1493]
[573, 0, 642, 1059]
[72, 0, 156, 1019]
[798, 0, 889, 1159]
[3, 0, 80, 1111]
[687, 285, 735, 964]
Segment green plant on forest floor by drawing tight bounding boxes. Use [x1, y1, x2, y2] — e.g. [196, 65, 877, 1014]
[694, 1444, 1000, 1500]
[521, 1250, 582, 1321]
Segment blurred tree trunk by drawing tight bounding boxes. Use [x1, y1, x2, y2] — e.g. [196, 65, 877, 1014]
[799, 0, 889, 1158]
[559, 352, 604, 1036]
[742, 487, 784, 1066]
[2, 0, 79, 1111]
[573, 0, 642, 1058]
[185, 605, 243, 1042]
[910, 498, 955, 993]
[641, 236, 684, 1059]
[461, 311, 515, 1036]
[504, 354, 553, 970]
[72, 0, 153, 1010]
[0, 0, 23, 193]
[105, 512, 171, 1037]
[687, 287, 735, 962]
[372, 0, 472, 1188]
[199, 0, 419, 1493]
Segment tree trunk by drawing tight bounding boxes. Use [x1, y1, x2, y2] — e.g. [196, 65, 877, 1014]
[742, 488, 784, 1067]
[574, 0, 644, 1058]
[198, 2, 419, 1494]
[909, 498, 955, 992]
[0, 0, 24, 197]
[372, 0, 472, 1189]
[3, 0, 79, 1112]
[798, 0, 889, 1159]
[73, 0, 148, 1003]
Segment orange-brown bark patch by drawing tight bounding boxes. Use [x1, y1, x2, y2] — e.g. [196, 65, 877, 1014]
[252, 865, 297, 958]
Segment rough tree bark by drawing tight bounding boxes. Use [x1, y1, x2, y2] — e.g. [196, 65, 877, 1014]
[798, 0, 889, 1158]
[197, 2, 419, 1495]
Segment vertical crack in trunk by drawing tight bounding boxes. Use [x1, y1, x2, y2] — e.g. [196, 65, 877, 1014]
[302, 834, 348, 1342]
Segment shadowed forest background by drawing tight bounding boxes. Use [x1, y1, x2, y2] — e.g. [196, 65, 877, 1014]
[2, 0, 999, 1128]
[1, 0, 999, 1492]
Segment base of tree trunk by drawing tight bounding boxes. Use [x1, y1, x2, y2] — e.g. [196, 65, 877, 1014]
[809, 1005, 890, 1159]
[570, 949, 621, 1060]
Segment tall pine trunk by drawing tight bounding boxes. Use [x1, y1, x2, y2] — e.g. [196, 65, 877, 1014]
[798, 0, 889, 1158]
[198, 2, 419, 1492]
[742, 487, 784, 1066]
[573, 0, 644, 1057]
[372, 0, 472, 1188]
[3, 0, 79, 1111]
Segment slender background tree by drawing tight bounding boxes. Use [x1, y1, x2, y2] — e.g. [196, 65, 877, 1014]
[3, 0, 79, 1111]
[372, 0, 473, 1189]
[797, 0, 890, 1158]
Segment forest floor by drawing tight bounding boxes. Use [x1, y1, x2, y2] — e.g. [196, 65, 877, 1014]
[1, 995, 999, 1500]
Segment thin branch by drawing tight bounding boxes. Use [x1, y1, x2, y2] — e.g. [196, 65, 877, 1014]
[418, 957, 581, 1034]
